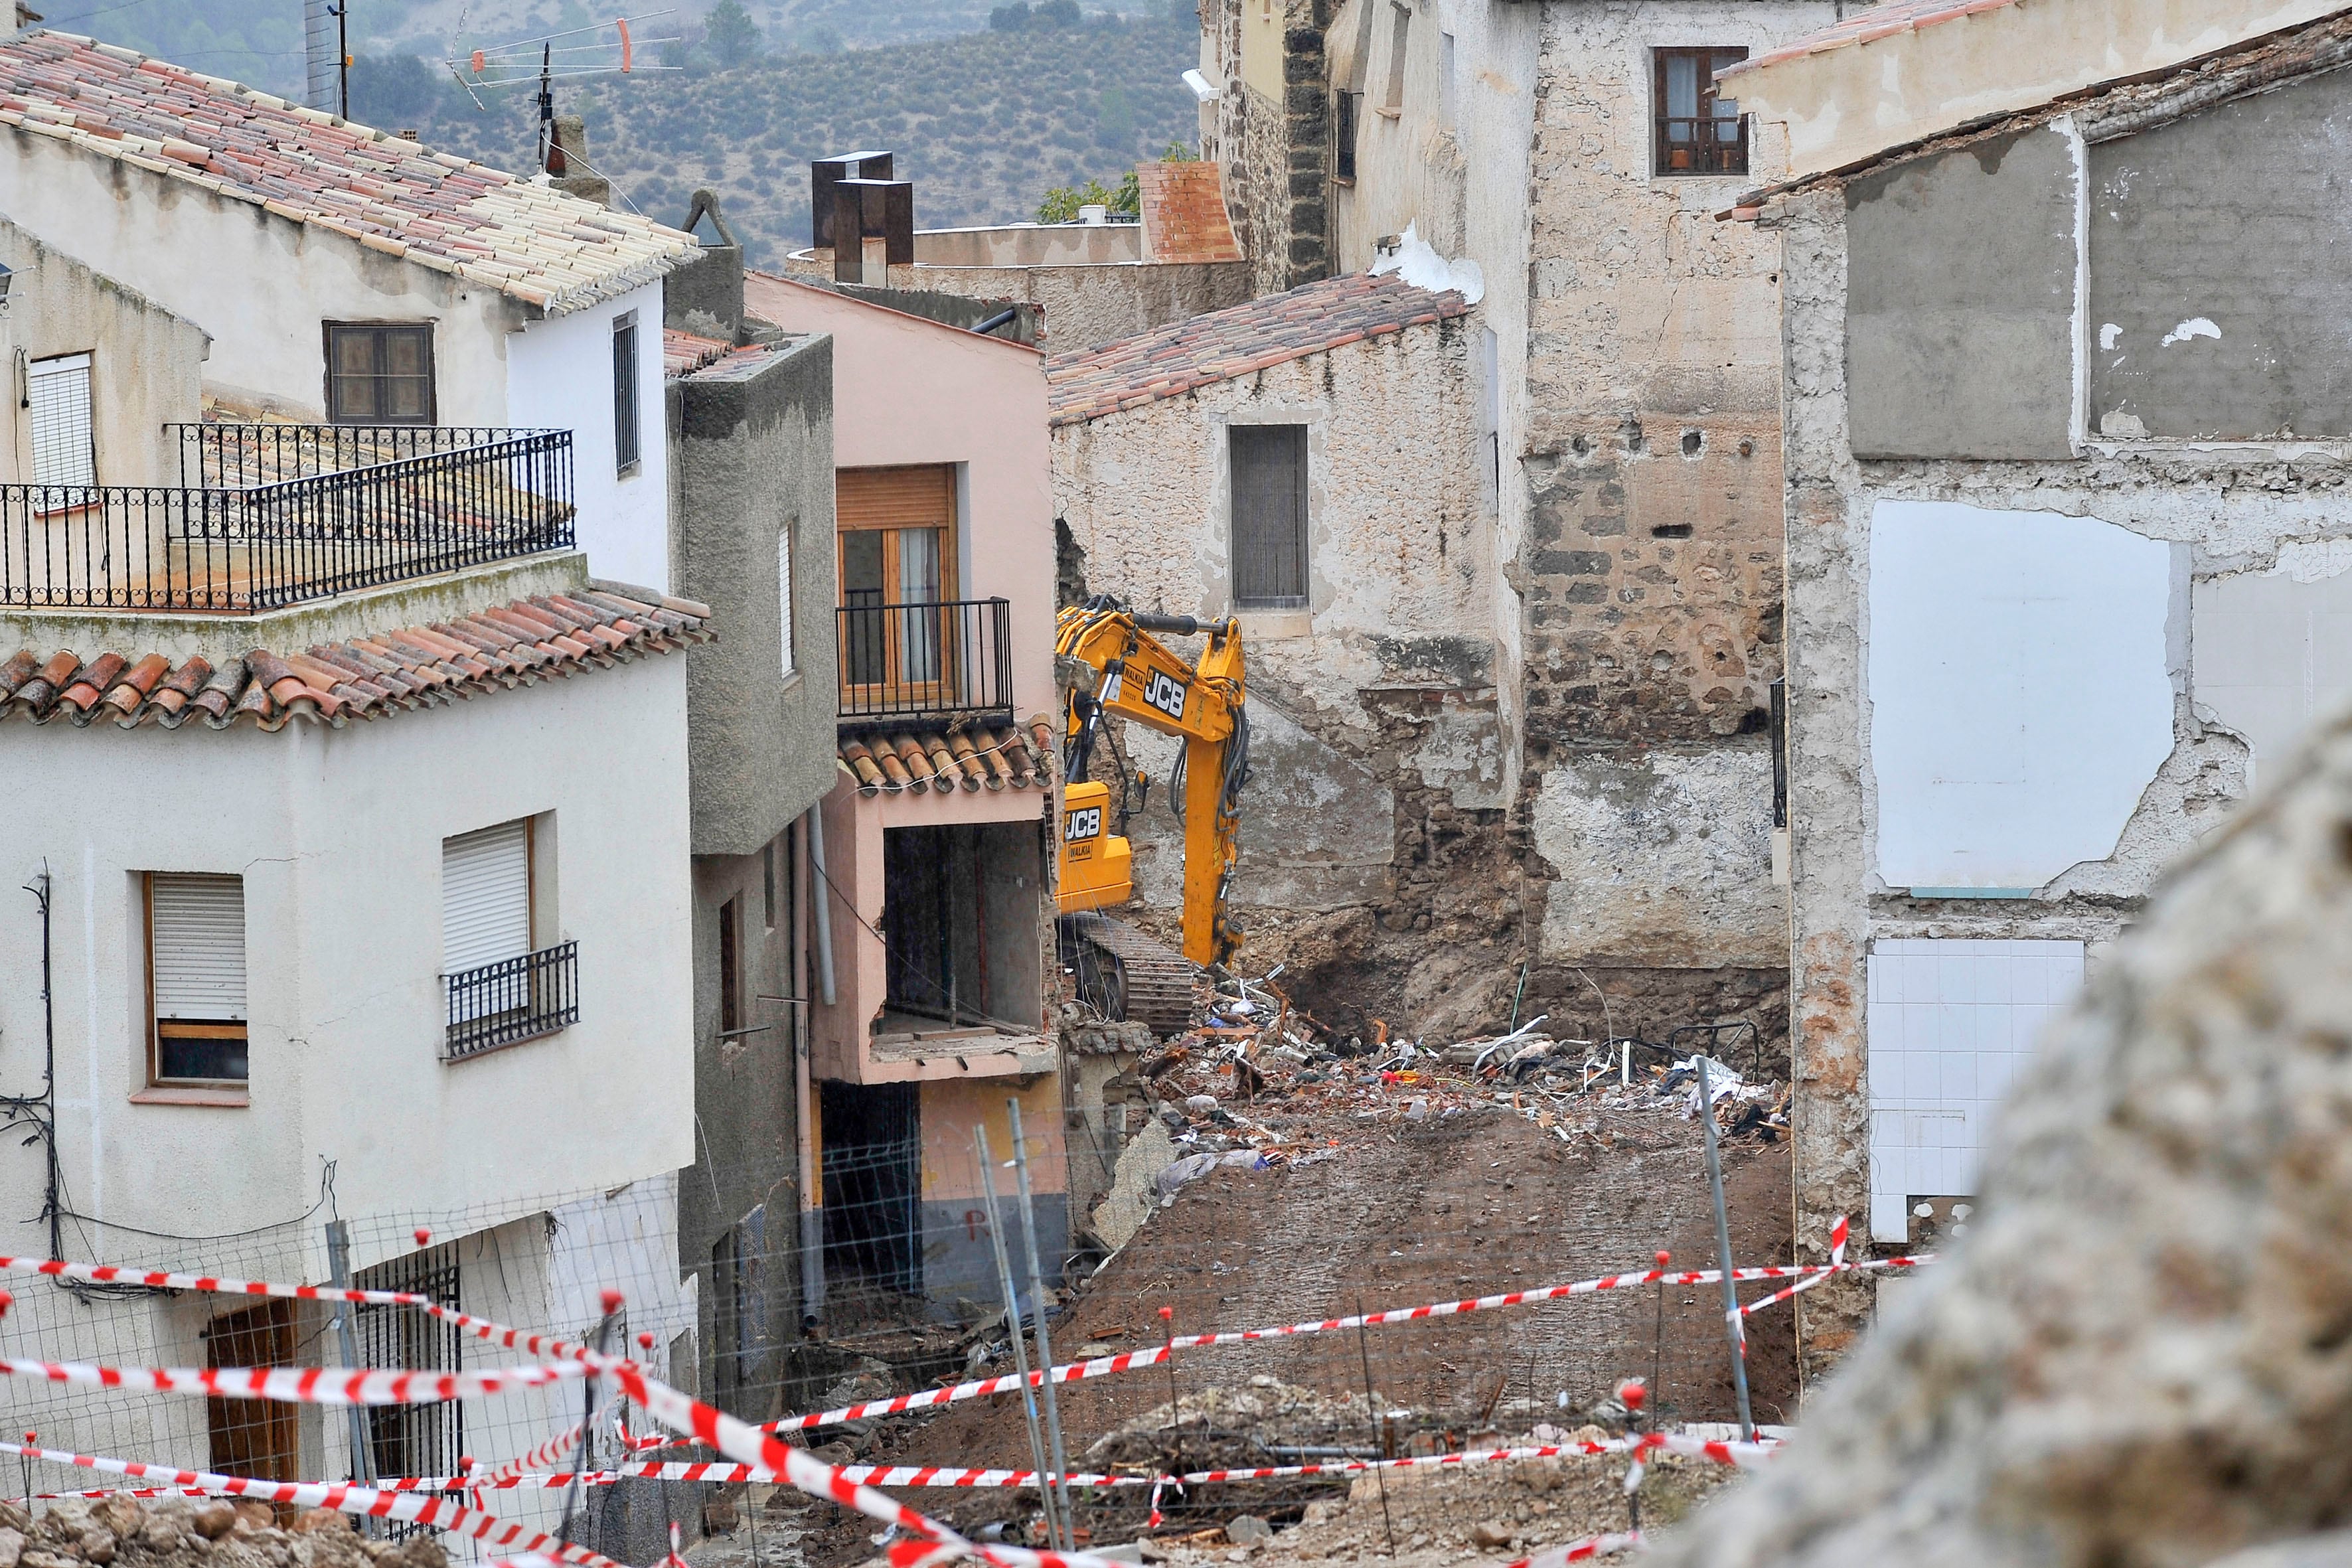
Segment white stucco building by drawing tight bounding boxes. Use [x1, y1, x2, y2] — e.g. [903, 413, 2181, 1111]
[0, 30, 699, 591]
[0, 28, 712, 1513]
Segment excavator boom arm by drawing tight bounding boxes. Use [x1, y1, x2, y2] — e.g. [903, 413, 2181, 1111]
[1056, 602, 1247, 969]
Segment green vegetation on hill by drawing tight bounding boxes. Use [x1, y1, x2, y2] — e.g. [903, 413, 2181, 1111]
[347, 9, 1198, 266]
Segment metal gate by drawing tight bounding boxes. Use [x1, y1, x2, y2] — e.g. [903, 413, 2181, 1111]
[354, 1241, 463, 1533]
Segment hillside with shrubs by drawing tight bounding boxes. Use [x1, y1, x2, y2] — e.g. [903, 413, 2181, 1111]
[349, 2, 1200, 266]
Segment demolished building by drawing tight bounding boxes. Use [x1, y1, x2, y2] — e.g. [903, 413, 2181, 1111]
[1725, 0, 2352, 1368]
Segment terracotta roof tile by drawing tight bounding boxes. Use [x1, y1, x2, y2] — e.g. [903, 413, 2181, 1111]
[0, 585, 710, 732]
[1137, 160, 1243, 265]
[0, 31, 698, 315]
[1719, 0, 2023, 78]
[662, 327, 733, 377]
[1046, 271, 1468, 427]
[837, 716, 1059, 798]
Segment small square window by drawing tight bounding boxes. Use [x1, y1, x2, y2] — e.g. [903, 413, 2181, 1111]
[1653, 48, 1749, 177]
[147, 873, 248, 1085]
[323, 323, 435, 425]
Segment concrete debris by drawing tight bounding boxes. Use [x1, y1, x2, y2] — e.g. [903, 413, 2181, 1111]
[3, 1500, 446, 1568]
[1103, 971, 1786, 1215]
[1090, 1119, 1178, 1251]
[1221, 1517, 1272, 1548]
[1085, 1377, 1423, 1460]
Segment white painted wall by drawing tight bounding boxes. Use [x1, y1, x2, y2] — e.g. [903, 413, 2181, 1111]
[1865, 937, 2083, 1242]
[0, 654, 698, 1249]
[2192, 540, 2352, 789]
[0, 129, 523, 422]
[1869, 499, 2177, 892]
[509, 281, 672, 591]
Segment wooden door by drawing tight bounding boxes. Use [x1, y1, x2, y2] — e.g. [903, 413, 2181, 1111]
[207, 1298, 299, 1506]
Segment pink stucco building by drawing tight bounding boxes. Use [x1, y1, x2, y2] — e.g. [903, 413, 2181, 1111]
[742, 273, 1067, 1304]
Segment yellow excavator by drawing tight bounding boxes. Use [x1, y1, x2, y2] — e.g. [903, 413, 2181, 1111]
[1054, 597, 1249, 1035]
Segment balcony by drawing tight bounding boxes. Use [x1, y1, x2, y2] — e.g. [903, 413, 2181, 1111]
[836, 595, 1013, 724]
[443, 941, 580, 1061]
[1, 423, 574, 615]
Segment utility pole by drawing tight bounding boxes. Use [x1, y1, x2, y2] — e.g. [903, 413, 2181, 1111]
[334, 2, 349, 118]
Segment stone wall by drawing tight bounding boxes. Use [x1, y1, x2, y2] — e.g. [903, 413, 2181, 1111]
[1051, 313, 1492, 980]
[1510, 0, 1840, 1046]
[775, 253, 1252, 352]
[1204, 0, 1332, 295]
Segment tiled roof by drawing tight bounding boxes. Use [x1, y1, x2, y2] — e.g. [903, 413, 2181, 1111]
[663, 328, 734, 377]
[1137, 161, 1243, 265]
[0, 587, 711, 732]
[1046, 272, 1468, 427]
[0, 31, 698, 313]
[838, 716, 1059, 797]
[1719, 0, 2021, 78]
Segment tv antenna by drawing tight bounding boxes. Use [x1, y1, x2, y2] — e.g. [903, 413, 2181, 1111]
[444, 11, 681, 168]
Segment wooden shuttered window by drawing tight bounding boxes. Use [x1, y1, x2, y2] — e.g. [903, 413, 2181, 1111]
[148, 872, 248, 1084]
[837, 465, 958, 695]
[836, 465, 957, 536]
[1229, 424, 1310, 610]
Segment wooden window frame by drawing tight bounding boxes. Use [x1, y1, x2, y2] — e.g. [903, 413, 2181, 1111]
[1333, 91, 1360, 183]
[1652, 47, 1750, 177]
[145, 872, 250, 1091]
[719, 896, 742, 1039]
[322, 322, 437, 426]
[836, 465, 961, 708]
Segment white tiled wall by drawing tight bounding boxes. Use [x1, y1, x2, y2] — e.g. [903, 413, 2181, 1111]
[1865, 937, 2084, 1243]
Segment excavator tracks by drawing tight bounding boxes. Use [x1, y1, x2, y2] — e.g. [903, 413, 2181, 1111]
[1061, 912, 1198, 1040]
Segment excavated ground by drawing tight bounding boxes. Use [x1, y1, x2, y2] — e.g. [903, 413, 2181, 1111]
[722, 1073, 1794, 1568]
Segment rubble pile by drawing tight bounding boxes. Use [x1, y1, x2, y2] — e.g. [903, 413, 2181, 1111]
[1097, 973, 1786, 1215]
[0, 1498, 446, 1568]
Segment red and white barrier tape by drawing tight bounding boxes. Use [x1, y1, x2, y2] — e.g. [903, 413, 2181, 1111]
[0, 1356, 586, 1403]
[0, 1255, 595, 1365]
[31, 1433, 1774, 1501]
[1504, 1531, 1643, 1568]
[0, 1441, 624, 1568]
[765, 1255, 1930, 1433]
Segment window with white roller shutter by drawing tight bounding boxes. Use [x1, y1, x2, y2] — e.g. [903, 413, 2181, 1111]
[147, 873, 248, 1085]
[29, 353, 96, 488]
[442, 819, 534, 979]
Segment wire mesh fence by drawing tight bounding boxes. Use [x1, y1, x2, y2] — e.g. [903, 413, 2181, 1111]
[0, 1078, 1806, 1562]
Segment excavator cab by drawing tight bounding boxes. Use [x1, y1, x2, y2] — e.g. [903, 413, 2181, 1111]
[1057, 776, 1133, 911]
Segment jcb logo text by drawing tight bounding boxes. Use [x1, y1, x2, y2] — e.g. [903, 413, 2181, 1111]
[1142, 670, 1186, 722]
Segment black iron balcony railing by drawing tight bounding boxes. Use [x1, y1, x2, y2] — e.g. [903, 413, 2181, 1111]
[836, 595, 1014, 722]
[443, 941, 579, 1061]
[1, 424, 574, 615]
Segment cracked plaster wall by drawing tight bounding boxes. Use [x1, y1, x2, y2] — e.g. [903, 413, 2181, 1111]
[1774, 116, 2352, 1367]
[1050, 314, 1489, 919]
